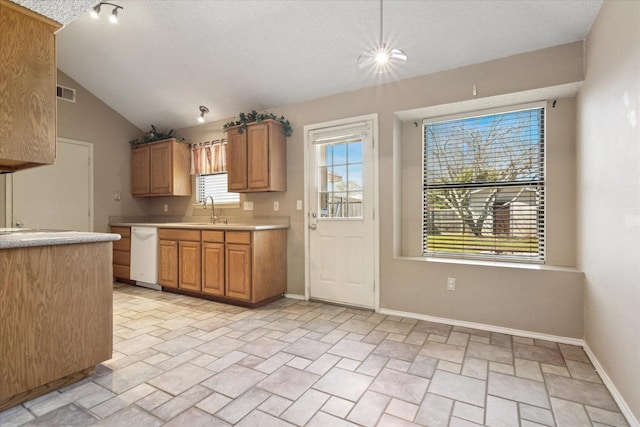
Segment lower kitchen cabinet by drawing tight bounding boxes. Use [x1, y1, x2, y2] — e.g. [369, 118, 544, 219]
[111, 226, 131, 281]
[179, 241, 201, 292]
[202, 231, 225, 296]
[158, 229, 200, 291]
[222, 229, 287, 305]
[158, 239, 178, 288]
[158, 227, 287, 306]
[226, 241, 252, 301]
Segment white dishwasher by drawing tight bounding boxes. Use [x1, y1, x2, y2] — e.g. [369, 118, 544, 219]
[130, 226, 161, 290]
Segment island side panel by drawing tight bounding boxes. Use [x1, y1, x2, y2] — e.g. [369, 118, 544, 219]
[0, 242, 113, 407]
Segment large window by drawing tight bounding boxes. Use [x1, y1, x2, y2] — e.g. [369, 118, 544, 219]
[422, 103, 545, 262]
[196, 173, 239, 205]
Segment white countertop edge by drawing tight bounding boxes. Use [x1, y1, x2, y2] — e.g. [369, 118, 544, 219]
[110, 222, 289, 231]
[0, 232, 120, 249]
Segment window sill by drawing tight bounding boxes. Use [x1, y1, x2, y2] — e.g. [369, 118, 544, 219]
[193, 202, 240, 210]
[395, 255, 581, 273]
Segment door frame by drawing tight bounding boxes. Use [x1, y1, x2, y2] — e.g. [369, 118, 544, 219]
[4, 137, 95, 231]
[303, 114, 380, 311]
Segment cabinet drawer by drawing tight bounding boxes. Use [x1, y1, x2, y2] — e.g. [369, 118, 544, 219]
[202, 230, 224, 243]
[111, 226, 131, 238]
[226, 231, 251, 245]
[113, 264, 130, 280]
[158, 228, 201, 241]
[113, 237, 131, 251]
[113, 250, 130, 266]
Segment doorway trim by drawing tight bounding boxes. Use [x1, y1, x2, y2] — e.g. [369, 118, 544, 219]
[303, 113, 380, 311]
[4, 137, 95, 231]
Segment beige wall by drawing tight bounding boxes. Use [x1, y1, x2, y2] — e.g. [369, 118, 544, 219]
[150, 42, 586, 338]
[56, 71, 147, 232]
[578, 0, 640, 422]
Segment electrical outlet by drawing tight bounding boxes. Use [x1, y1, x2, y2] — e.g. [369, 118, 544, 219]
[163, 204, 168, 212]
[297, 200, 303, 210]
[447, 277, 456, 291]
[274, 201, 279, 211]
[114, 191, 121, 201]
[244, 201, 254, 211]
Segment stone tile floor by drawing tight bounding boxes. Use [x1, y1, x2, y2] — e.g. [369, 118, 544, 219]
[0, 282, 630, 426]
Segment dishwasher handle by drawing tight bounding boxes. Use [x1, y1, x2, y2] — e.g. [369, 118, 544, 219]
[132, 227, 158, 239]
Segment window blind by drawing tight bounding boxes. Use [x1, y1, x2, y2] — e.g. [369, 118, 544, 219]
[197, 173, 239, 204]
[422, 104, 545, 262]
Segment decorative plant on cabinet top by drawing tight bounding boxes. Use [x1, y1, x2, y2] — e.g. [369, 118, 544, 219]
[224, 111, 292, 137]
[129, 125, 185, 147]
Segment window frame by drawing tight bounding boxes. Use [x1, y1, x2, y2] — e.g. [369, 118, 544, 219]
[195, 172, 240, 207]
[421, 101, 547, 264]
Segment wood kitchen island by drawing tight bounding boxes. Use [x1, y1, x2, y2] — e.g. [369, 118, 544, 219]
[0, 230, 119, 411]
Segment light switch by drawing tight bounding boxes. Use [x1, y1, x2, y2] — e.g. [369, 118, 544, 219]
[297, 200, 303, 210]
[244, 201, 254, 211]
[114, 191, 121, 201]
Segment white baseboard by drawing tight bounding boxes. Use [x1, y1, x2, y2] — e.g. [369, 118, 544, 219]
[378, 308, 585, 346]
[284, 293, 306, 300]
[583, 343, 639, 427]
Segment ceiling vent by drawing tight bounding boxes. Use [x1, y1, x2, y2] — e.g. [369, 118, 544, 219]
[56, 84, 76, 103]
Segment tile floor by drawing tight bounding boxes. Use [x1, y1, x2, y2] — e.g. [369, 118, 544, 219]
[0, 283, 630, 427]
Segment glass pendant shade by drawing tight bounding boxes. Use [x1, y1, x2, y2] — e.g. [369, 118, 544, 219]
[357, 45, 407, 73]
[357, 0, 407, 73]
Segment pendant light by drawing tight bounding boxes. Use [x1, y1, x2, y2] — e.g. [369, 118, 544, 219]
[357, 0, 407, 73]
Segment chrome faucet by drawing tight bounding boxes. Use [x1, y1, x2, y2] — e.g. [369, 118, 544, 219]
[203, 196, 217, 224]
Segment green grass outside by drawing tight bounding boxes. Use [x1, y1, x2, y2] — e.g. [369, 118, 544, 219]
[427, 234, 539, 254]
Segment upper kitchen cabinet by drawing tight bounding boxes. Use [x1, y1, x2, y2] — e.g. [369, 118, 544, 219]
[225, 120, 286, 192]
[0, 0, 60, 172]
[131, 138, 191, 197]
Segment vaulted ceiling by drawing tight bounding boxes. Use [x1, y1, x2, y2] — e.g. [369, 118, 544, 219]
[15, 0, 603, 131]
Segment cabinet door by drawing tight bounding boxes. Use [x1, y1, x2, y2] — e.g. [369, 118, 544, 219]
[202, 242, 225, 296]
[149, 141, 172, 195]
[179, 241, 201, 292]
[158, 239, 178, 288]
[226, 243, 252, 301]
[247, 123, 270, 190]
[131, 147, 150, 195]
[0, 1, 59, 172]
[227, 129, 248, 191]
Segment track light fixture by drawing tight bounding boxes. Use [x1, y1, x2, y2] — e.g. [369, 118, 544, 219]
[198, 106, 209, 123]
[91, 2, 123, 24]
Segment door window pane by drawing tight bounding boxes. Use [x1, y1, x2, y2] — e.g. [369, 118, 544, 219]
[317, 139, 364, 218]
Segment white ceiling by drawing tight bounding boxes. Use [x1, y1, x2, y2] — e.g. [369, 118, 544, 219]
[47, 0, 602, 131]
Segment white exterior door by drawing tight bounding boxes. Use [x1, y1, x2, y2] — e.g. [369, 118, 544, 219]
[307, 118, 377, 309]
[9, 139, 94, 231]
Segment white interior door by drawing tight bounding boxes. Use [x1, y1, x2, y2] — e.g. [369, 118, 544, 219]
[9, 138, 94, 231]
[307, 119, 376, 308]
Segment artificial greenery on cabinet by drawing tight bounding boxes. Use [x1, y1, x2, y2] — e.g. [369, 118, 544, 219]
[224, 110, 292, 137]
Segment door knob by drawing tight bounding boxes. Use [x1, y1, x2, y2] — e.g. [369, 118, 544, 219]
[309, 223, 317, 230]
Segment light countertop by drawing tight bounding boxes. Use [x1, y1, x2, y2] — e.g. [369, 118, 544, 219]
[109, 215, 290, 231]
[0, 229, 120, 249]
[110, 222, 288, 231]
